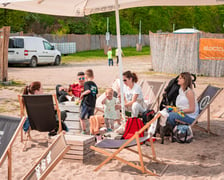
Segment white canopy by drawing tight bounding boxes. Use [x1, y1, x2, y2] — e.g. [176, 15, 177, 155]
[0, 0, 224, 17]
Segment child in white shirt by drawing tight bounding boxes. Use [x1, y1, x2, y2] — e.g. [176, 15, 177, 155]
[102, 88, 120, 131]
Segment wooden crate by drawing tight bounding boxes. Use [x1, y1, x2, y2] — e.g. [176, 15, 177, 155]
[64, 134, 95, 163]
[59, 102, 89, 134]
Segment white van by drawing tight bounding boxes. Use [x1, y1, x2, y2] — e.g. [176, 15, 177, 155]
[8, 36, 61, 67]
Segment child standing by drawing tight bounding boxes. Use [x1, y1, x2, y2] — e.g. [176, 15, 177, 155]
[80, 69, 98, 134]
[107, 47, 113, 66]
[115, 48, 124, 66]
[102, 88, 120, 131]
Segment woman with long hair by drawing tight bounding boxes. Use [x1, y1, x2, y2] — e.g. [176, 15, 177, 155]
[167, 72, 199, 127]
[123, 70, 146, 117]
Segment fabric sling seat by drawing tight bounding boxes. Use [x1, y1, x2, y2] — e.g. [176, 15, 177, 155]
[90, 113, 168, 176]
[0, 115, 26, 179]
[144, 80, 166, 111]
[18, 94, 63, 150]
[95, 136, 150, 149]
[22, 94, 58, 132]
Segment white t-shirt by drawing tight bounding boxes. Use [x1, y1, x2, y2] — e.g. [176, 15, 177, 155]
[176, 87, 199, 119]
[124, 83, 144, 102]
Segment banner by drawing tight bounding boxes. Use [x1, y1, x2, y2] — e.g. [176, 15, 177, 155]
[199, 38, 224, 60]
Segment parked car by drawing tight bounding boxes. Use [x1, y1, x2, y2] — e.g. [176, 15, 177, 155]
[8, 36, 61, 67]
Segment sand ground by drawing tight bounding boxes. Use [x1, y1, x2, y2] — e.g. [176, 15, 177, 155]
[0, 55, 224, 179]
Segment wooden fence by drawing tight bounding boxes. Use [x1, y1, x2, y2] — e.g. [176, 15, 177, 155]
[149, 32, 224, 77]
[11, 33, 149, 52]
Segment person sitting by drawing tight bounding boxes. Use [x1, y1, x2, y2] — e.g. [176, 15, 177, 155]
[56, 71, 85, 103]
[70, 71, 85, 97]
[22, 81, 67, 136]
[56, 84, 73, 103]
[167, 72, 199, 128]
[123, 71, 147, 118]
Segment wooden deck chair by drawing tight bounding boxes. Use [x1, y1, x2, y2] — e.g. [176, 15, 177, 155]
[23, 133, 70, 180]
[176, 85, 223, 135]
[90, 113, 168, 176]
[137, 79, 144, 88]
[144, 81, 166, 111]
[0, 115, 26, 180]
[18, 94, 62, 149]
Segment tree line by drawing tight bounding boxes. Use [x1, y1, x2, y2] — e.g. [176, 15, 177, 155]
[1, 6, 224, 34]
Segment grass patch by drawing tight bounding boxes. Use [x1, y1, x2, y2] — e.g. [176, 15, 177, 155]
[0, 80, 25, 88]
[62, 46, 150, 63]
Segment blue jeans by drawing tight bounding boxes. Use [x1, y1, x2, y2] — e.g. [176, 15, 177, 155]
[167, 112, 195, 127]
[80, 103, 94, 120]
[23, 117, 30, 132]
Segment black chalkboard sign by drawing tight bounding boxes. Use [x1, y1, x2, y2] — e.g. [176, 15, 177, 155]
[0, 115, 21, 164]
[198, 85, 221, 114]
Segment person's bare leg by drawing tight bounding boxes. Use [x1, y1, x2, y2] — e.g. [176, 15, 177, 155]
[80, 119, 86, 132]
[115, 119, 121, 125]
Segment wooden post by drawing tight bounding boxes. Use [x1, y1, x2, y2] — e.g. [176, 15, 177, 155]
[136, 43, 142, 51]
[207, 104, 210, 133]
[7, 147, 12, 180]
[0, 26, 10, 82]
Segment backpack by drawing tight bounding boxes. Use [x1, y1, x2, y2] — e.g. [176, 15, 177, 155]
[122, 117, 144, 139]
[142, 109, 155, 125]
[172, 125, 193, 143]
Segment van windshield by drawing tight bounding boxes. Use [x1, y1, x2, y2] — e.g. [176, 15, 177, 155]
[8, 38, 24, 48]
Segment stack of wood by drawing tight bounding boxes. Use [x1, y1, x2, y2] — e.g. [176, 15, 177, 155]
[59, 102, 89, 134]
[64, 134, 95, 163]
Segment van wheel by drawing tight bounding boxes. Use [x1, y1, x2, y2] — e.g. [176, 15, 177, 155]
[54, 56, 61, 65]
[30, 57, 37, 67]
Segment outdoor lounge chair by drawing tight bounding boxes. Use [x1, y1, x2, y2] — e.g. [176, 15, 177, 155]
[143, 80, 166, 111]
[90, 113, 168, 176]
[0, 115, 26, 179]
[18, 94, 63, 148]
[176, 85, 223, 135]
[23, 132, 70, 180]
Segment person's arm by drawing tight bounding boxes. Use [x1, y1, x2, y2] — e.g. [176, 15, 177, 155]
[125, 94, 138, 107]
[80, 89, 91, 99]
[101, 95, 107, 104]
[182, 89, 195, 114]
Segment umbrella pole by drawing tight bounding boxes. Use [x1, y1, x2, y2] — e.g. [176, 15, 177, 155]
[115, 0, 125, 121]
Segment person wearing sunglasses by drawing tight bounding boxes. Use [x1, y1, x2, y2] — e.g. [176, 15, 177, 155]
[70, 71, 85, 98]
[56, 71, 85, 103]
[123, 71, 147, 117]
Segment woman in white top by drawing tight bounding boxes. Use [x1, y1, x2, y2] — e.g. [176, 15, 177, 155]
[167, 72, 199, 127]
[123, 71, 146, 117]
